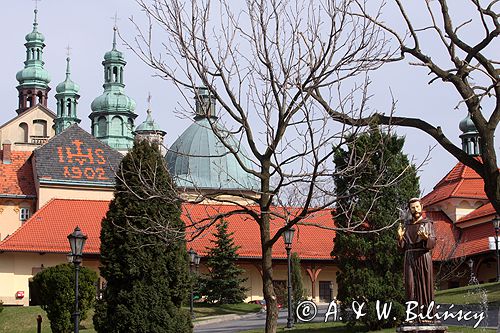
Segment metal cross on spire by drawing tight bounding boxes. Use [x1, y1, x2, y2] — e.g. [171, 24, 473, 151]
[147, 92, 152, 114]
[65, 45, 72, 58]
[33, 0, 41, 23]
[111, 12, 120, 29]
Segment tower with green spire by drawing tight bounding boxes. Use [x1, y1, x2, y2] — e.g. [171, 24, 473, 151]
[53, 57, 81, 134]
[89, 27, 137, 152]
[16, 9, 51, 115]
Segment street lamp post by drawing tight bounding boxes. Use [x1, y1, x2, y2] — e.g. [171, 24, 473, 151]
[67, 226, 87, 333]
[467, 258, 474, 282]
[188, 248, 198, 319]
[492, 215, 500, 282]
[283, 227, 295, 329]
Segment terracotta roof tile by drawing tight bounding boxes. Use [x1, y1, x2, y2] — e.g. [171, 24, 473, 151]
[0, 200, 336, 260]
[453, 222, 495, 258]
[426, 211, 460, 261]
[0, 150, 36, 196]
[457, 203, 495, 223]
[422, 162, 487, 207]
[0, 199, 110, 253]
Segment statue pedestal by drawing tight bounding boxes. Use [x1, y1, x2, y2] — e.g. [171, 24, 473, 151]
[396, 325, 448, 333]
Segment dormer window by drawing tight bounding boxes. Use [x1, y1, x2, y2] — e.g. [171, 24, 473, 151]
[20, 208, 30, 222]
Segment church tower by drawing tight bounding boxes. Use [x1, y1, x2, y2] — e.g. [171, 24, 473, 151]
[15, 9, 51, 115]
[459, 113, 481, 156]
[53, 57, 81, 134]
[89, 27, 137, 152]
[133, 98, 166, 154]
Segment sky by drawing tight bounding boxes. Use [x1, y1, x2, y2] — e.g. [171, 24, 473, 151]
[0, 0, 495, 195]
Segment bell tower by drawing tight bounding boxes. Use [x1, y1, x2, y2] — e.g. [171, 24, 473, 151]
[15, 9, 51, 115]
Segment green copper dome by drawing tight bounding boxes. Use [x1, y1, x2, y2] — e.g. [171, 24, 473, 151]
[135, 109, 164, 133]
[459, 113, 477, 134]
[56, 57, 79, 94]
[89, 26, 137, 151]
[16, 9, 51, 87]
[25, 9, 45, 43]
[166, 117, 258, 191]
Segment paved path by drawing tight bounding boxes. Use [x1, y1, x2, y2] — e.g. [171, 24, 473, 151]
[194, 304, 499, 332]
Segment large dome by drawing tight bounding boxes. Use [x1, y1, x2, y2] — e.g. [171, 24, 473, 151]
[166, 118, 259, 191]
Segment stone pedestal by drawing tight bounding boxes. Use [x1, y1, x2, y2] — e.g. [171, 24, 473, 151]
[396, 325, 448, 333]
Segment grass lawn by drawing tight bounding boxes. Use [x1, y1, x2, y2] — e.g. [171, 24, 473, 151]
[0, 303, 261, 333]
[435, 282, 500, 305]
[0, 306, 95, 333]
[242, 322, 497, 333]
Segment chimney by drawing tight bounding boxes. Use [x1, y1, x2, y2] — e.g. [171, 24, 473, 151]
[2, 140, 12, 164]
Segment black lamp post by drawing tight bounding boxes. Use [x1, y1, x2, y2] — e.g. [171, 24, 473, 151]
[283, 227, 295, 329]
[188, 248, 198, 319]
[492, 215, 500, 282]
[67, 226, 87, 333]
[467, 258, 474, 282]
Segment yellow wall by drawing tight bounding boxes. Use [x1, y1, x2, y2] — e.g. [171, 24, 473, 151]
[37, 186, 114, 208]
[0, 252, 100, 306]
[0, 199, 36, 241]
[0, 253, 337, 306]
[0, 106, 55, 152]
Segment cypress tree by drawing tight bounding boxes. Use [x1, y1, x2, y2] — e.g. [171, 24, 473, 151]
[333, 129, 419, 330]
[202, 219, 247, 304]
[94, 140, 191, 333]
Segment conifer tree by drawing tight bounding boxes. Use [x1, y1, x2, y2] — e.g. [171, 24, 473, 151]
[202, 219, 247, 304]
[333, 129, 419, 330]
[94, 140, 191, 333]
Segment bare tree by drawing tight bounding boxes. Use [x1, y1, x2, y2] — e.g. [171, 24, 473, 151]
[124, 0, 407, 331]
[314, 1, 500, 212]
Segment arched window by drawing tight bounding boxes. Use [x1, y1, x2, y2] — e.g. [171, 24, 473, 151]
[66, 99, 72, 116]
[37, 91, 43, 105]
[31, 48, 35, 60]
[26, 91, 33, 108]
[106, 67, 111, 82]
[113, 67, 118, 82]
[36, 49, 40, 60]
[19, 123, 29, 143]
[127, 119, 134, 136]
[33, 119, 47, 137]
[111, 116, 123, 136]
[97, 117, 107, 137]
[120, 67, 124, 84]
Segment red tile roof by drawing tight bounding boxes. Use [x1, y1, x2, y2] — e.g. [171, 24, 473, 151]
[182, 204, 335, 260]
[0, 200, 336, 260]
[453, 222, 495, 258]
[0, 150, 36, 197]
[0, 199, 109, 253]
[457, 203, 495, 224]
[427, 211, 460, 261]
[422, 162, 487, 207]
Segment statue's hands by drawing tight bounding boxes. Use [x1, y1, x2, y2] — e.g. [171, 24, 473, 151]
[397, 223, 405, 240]
[417, 228, 429, 240]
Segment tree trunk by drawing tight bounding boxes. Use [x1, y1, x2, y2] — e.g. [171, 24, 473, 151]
[262, 241, 278, 333]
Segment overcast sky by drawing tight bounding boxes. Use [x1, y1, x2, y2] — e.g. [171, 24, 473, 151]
[0, 1, 495, 196]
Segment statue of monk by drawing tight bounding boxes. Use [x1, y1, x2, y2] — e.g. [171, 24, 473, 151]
[397, 198, 436, 323]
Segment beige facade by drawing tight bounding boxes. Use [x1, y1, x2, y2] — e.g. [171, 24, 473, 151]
[37, 185, 114, 209]
[0, 105, 55, 152]
[0, 199, 36, 240]
[0, 252, 100, 306]
[0, 253, 337, 306]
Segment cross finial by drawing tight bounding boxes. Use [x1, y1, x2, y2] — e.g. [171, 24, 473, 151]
[147, 93, 152, 114]
[33, 0, 41, 24]
[111, 12, 120, 29]
[65, 45, 72, 58]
